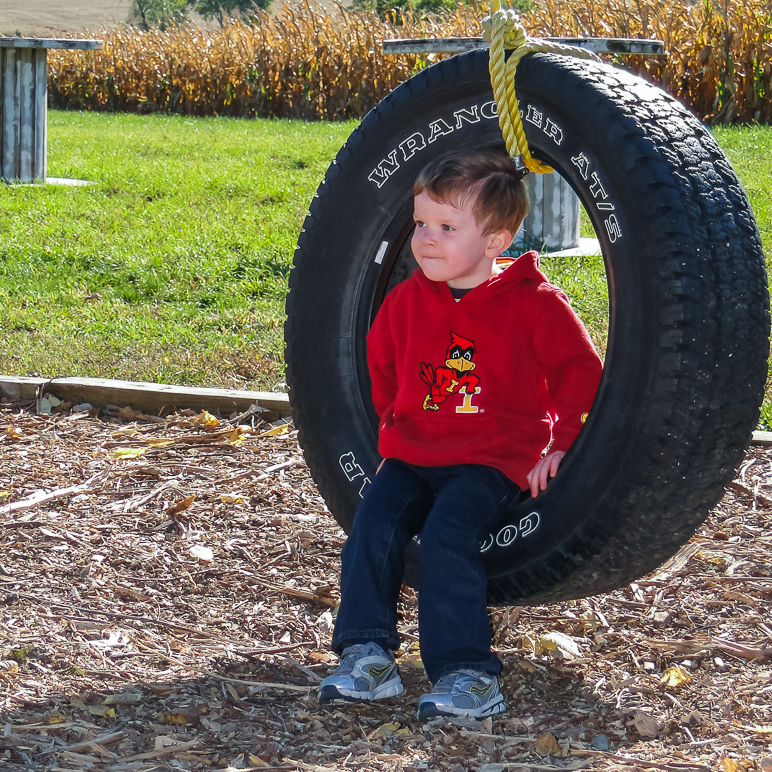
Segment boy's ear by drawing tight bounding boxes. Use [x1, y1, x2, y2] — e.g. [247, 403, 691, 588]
[486, 229, 515, 257]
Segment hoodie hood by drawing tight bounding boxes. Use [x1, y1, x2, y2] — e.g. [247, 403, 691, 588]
[411, 250, 547, 304]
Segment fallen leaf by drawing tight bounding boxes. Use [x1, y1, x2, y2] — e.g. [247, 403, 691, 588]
[627, 709, 659, 738]
[260, 423, 291, 437]
[104, 692, 144, 705]
[71, 699, 116, 719]
[156, 708, 207, 725]
[113, 446, 147, 459]
[696, 550, 728, 566]
[189, 544, 214, 562]
[540, 631, 582, 659]
[660, 665, 692, 689]
[224, 428, 244, 445]
[396, 653, 424, 669]
[736, 723, 772, 735]
[535, 732, 560, 757]
[372, 721, 404, 738]
[521, 632, 540, 654]
[580, 610, 602, 632]
[147, 439, 174, 448]
[220, 494, 247, 504]
[193, 410, 219, 427]
[168, 494, 195, 515]
[722, 758, 754, 772]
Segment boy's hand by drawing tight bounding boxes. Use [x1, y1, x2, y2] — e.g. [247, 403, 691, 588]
[527, 450, 566, 497]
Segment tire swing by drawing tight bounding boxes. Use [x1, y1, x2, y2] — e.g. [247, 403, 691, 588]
[284, 12, 770, 605]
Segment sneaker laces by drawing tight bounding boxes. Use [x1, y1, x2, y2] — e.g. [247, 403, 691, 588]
[433, 669, 487, 693]
[337, 643, 382, 675]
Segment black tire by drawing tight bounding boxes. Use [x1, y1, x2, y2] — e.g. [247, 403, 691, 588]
[285, 51, 769, 605]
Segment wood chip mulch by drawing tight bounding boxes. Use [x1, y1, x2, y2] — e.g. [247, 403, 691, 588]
[0, 401, 770, 772]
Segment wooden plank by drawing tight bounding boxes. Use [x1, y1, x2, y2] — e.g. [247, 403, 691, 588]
[33, 48, 46, 180]
[18, 46, 33, 182]
[0, 45, 4, 176]
[382, 36, 665, 56]
[751, 430, 772, 446]
[0, 38, 103, 50]
[0, 374, 767, 448]
[2, 47, 19, 181]
[0, 375, 43, 401]
[0, 375, 292, 422]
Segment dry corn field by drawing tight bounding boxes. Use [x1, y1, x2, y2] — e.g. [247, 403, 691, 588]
[47, 0, 772, 123]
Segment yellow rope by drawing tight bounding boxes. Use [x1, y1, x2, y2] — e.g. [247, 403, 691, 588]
[482, 4, 601, 174]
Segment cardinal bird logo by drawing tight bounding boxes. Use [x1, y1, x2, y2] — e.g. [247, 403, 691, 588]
[419, 331, 481, 412]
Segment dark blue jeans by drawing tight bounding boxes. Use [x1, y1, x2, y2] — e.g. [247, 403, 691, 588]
[332, 459, 520, 684]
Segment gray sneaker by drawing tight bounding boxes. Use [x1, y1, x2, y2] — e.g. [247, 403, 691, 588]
[417, 669, 506, 721]
[317, 643, 404, 705]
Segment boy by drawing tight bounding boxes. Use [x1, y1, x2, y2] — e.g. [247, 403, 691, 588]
[318, 151, 602, 721]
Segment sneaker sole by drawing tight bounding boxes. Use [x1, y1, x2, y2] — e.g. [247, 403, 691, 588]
[318, 678, 404, 705]
[416, 696, 506, 721]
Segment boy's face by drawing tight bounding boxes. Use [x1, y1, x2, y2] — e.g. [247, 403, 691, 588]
[411, 192, 511, 289]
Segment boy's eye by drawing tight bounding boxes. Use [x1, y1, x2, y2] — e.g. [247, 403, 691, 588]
[414, 220, 426, 228]
[441, 224, 455, 232]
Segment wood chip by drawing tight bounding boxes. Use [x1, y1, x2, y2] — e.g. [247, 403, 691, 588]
[0, 407, 770, 771]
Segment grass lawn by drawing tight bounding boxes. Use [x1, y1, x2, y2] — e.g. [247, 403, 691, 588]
[0, 112, 770, 420]
[0, 111, 355, 391]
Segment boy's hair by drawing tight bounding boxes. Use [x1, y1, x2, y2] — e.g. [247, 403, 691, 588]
[413, 151, 530, 236]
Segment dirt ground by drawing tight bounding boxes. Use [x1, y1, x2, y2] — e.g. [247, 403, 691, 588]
[0, 398, 771, 772]
[0, 0, 345, 36]
[0, 2, 132, 37]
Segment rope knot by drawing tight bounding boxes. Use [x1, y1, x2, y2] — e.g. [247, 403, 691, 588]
[484, 9, 601, 174]
[481, 10, 526, 50]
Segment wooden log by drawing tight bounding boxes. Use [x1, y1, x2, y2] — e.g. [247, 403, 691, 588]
[0, 375, 292, 422]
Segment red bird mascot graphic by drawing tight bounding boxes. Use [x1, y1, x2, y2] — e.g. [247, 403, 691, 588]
[419, 332, 480, 411]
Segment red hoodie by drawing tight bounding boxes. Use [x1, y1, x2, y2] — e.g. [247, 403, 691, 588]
[367, 251, 603, 490]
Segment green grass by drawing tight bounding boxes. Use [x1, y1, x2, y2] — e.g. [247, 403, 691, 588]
[0, 111, 355, 391]
[715, 125, 772, 429]
[1, 114, 771, 424]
